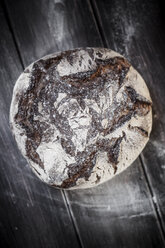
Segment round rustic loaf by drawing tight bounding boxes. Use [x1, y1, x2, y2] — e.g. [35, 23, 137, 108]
[10, 48, 152, 189]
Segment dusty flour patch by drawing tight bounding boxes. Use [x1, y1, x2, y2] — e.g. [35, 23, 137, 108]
[152, 141, 165, 159]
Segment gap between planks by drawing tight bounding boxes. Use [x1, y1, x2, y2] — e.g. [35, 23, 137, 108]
[139, 156, 165, 244]
[61, 190, 84, 248]
[1, 0, 24, 69]
[89, 0, 165, 244]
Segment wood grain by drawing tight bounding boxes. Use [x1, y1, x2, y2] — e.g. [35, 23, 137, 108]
[1, 0, 165, 247]
[5, 0, 101, 66]
[93, 0, 165, 235]
[67, 159, 164, 248]
[0, 4, 81, 248]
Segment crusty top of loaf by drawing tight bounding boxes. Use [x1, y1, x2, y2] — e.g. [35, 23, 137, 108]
[10, 48, 152, 189]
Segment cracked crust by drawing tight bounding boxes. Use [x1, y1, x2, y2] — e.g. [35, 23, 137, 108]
[10, 48, 152, 189]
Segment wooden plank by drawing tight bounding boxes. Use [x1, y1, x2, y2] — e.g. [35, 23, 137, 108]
[5, 0, 101, 66]
[0, 5, 81, 248]
[93, 0, 165, 233]
[4, 0, 165, 247]
[67, 159, 164, 248]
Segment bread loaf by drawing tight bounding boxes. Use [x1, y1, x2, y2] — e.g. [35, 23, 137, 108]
[10, 48, 152, 189]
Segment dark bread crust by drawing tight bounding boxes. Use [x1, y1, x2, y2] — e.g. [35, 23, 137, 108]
[12, 48, 152, 189]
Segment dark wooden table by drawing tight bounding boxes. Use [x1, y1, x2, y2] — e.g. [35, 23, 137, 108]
[0, 0, 165, 247]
